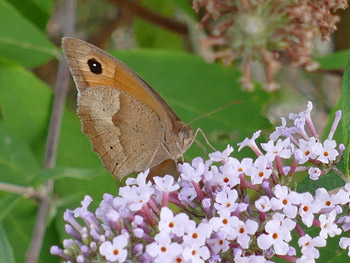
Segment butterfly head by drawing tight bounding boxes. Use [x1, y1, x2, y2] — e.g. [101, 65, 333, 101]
[177, 123, 194, 154]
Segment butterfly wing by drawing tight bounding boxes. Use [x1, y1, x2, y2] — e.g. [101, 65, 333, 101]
[62, 37, 181, 130]
[78, 86, 172, 178]
[62, 37, 193, 179]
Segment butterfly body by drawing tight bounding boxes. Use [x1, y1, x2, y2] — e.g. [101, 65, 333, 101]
[62, 37, 193, 179]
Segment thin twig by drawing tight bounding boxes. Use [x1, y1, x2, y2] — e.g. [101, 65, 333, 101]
[25, 1, 76, 262]
[0, 182, 44, 199]
[107, 0, 188, 35]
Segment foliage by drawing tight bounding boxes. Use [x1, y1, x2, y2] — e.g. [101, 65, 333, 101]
[0, 1, 349, 262]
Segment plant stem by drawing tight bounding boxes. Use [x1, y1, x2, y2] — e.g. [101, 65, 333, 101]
[25, 1, 76, 262]
[108, 0, 188, 35]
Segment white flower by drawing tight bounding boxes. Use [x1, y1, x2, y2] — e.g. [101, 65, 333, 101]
[125, 169, 151, 187]
[312, 139, 339, 164]
[233, 219, 258, 249]
[297, 137, 318, 164]
[183, 221, 212, 246]
[207, 231, 229, 254]
[335, 182, 350, 205]
[247, 156, 272, 185]
[255, 196, 271, 212]
[154, 175, 179, 192]
[179, 157, 205, 183]
[261, 138, 293, 161]
[182, 242, 210, 263]
[209, 144, 234, 162]
[270, 117, 296, 141]
[315, 188, 340, 211]
[319, 210, 342, 239]
[237, 130, 262, 153]
[99, 235, 128, 262]
[158, 207, 189, 237]
[298, 234, 326, 259]
[257, 218, 293, 255]
[298, 192, 321, 227]
[231, 157, 254, 175]
[339, 237, 350, 256]
[146, 233, 182, 262]
[308, 167, 322, 180]
[271, 185, 301, 218]
[209, 209, 239, 238]
[214, 188, 239, 212]
[217, 160, 241, 187]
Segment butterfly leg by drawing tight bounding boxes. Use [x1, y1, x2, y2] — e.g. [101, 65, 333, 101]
[193, 128, 216, 152]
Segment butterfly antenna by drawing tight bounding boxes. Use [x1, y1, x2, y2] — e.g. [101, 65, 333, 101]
[187, 100, 241, 125]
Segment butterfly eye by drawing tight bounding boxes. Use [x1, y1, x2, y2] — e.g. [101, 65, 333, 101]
[87, 58, 102, 74]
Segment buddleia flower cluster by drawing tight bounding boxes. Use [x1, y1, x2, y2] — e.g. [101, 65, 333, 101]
[51, 101, 349, 263]
[192, 0, 348, 91]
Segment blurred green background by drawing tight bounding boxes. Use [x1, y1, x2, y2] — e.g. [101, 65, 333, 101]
[0, 0, 349, 262]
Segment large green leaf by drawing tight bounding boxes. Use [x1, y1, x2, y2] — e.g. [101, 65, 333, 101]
[315, 49, 350, 70]
[109, 49, 272, 159]
[2, 198, 37, 263]
[31, 167, 106, 186]
[5, 0, 54, 30]
[0, 223, 14, 263]
[0, 59, 52, 161]
[0, 0, 58, 67]
[0, 122, 40, 185]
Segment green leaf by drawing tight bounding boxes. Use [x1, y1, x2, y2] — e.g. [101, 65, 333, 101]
[0, 223, 15, 263]
[315, 49, 350, 70]
[109, 49, 272, 159]
[0, 122, 40, 185]
[0, 0, 58, 67]
[5, 0, 54, 30]
[0, 59, 52, 160]
[170, 0, 197, 20]
[297, 167, 345, 194]
[341, 63, 350, 177]
[31, 167, 106, 186]
[2, 198, 37, 263]
[134, 0, 184, 50]
[0, 194, 21, 221]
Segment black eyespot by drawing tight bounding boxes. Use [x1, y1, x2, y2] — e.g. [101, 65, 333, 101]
[110, 146, 113, 150]
[87, 58, 102, 74]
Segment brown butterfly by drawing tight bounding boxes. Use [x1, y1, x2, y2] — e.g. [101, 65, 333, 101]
[62, 37, 195, 179]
